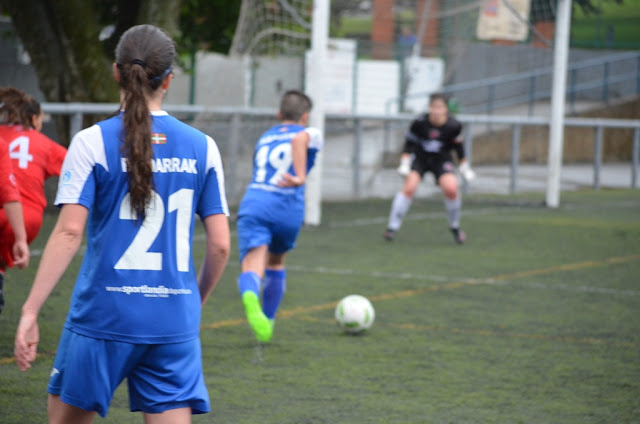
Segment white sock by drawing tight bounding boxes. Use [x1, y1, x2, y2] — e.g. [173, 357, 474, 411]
[388, 192, 412, 231]
[444, 196, 462, 229]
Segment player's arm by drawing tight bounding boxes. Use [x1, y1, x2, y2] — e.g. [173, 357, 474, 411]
[47, 140, 68, 177]
[402, 120, 422, 154]
[15, 203, 87, 371]
[197, 213, 230, 306]
[398, 121, 420, 176]
[278, 131, 310, 187]
[3, 201, 29, 269]
[0, 141, 27, 259]
[451, 129, 476, 182]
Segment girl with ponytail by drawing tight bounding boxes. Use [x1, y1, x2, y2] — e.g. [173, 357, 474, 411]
[15, 25, 230, 423]
[0, 87, 66, 312]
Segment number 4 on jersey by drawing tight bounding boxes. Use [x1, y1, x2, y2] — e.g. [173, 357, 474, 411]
[9, 135, 34, 169]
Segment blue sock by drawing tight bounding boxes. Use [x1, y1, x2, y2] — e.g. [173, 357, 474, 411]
[262, 269, 286, 319]
[238, 271, 261, 296]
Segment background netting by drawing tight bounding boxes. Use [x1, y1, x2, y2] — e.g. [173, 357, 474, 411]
[230, 0, 313, 56]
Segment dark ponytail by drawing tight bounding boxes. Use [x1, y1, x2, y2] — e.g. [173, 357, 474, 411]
[114, 25, 176, 219]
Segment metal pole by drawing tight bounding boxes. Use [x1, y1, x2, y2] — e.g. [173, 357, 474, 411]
[412, 0, 434, 58]
[305, 0, 330, 225]
[228, 112, 241, 203]
[545, 0, 572, 208]
[353, 118, 363, 198]
[632, 127, 639, 189]
[510, 124, 522, 194]
[528, 76, 536, 116]
[593, 126, 603, 190]
[70, 112, 83, 140]
[570, 69, 577, 115]
[487, 85, 494, 133]
[637, 56, 640, 96]
[462, 124, 473, 194]
[602, 62, 610, 104]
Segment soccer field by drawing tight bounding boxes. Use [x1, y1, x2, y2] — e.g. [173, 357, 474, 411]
[1, 189, 639, 423]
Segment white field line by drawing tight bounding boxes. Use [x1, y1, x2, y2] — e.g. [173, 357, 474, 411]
[28, 206, 509, 257]
[28, 201, 638, 300]
[28, 251, 638, 297]
[327, 207, 506, 228]
[502, 280, 640, 296]
[221, 262, 640, 296]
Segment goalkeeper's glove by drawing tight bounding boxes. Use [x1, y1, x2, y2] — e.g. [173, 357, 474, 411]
[458, 161, 476, 183]
[397, 155, 412, 177]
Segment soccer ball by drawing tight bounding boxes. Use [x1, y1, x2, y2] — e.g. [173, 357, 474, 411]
[335, 294, 375, 334]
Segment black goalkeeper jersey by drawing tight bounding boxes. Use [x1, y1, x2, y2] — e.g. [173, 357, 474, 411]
[403, 114, 465, 161]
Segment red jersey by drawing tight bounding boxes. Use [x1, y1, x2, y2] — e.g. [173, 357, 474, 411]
[0, 125, 67, 214]
[0, 135, 21, 205]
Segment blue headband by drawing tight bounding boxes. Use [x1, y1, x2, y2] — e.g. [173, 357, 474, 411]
[152, 66, 172, 82]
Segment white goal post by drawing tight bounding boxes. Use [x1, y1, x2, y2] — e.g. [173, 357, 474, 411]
[229, 0, 329, 225]
[545, 0, 572, 208]
[304, 0, 329, 226]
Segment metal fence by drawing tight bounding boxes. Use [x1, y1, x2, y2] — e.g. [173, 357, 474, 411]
[43, 103, 640, 204]
[388, 51, 640, 116]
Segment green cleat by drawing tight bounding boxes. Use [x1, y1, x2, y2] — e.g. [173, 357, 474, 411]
[242, 292, 273, 342]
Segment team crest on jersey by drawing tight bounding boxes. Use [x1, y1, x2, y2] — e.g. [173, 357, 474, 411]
[60, 169, 73, 186]
[429, 129, 440, 139]
[151, 133, 167, 144]
[483, 0, 499, 16]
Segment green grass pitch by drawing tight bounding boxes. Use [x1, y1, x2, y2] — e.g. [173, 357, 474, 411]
[1, 189, 639, 423]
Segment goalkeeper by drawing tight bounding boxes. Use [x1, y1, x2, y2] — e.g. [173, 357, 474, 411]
[384, 92, 475, 244]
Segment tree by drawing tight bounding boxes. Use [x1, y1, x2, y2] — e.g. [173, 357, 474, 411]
[177, 0, 241, 55]
[4, 0, 182, 106]
[3, 0, 241, 144]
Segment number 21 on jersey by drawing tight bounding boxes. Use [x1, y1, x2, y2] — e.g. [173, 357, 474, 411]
[115, 189, 193, 272]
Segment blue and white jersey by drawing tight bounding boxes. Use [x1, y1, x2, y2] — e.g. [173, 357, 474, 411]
[238, 123, 323, 223]
[55, 111, 228, 344]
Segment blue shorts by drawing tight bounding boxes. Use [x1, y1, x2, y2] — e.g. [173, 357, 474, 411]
[48, 328, 210, 418]
[236, 213, 302, 261]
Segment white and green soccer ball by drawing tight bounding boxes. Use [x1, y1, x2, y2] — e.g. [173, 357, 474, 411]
[335, 294, 375, 334]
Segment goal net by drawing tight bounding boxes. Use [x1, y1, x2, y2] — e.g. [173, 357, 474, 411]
[226, 1, 610, 210]
[229, 0, 327, 225]
[397, 0, 558, 113]
[230, 0, 313, 57]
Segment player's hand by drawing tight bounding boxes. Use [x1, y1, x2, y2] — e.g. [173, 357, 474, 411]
[397, 155, 411, 177]
[277, 173, 304, 187]
[15, 311, 39, 371]
[12, 240, 30, 270]
[458, 161, 476, 183]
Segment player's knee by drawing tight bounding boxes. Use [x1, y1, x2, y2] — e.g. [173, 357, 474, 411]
[267, 253, 286, 268]
[442, 182, 458, 198]
[402, 176, 420, 197]
[401, 187, 416, 198]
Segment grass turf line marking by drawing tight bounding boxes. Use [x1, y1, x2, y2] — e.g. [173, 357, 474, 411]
[327, 207, 507, 228]
[203, 253, 640, 329]
[473, 214, 640, 229]
[493, 280, 640, 296]
[223, 261, 474, 284]
[326, 199, 639, 229]
[2, 254, 638, 365]
[229, 261, 640, 295]
[297, 316, 639, 349]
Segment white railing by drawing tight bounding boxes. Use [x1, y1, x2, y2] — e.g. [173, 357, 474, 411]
[42, 103, 640, 203]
